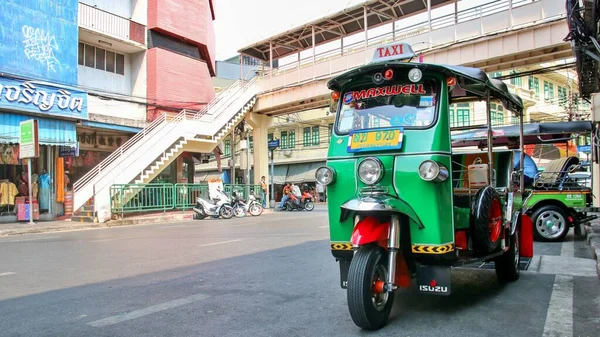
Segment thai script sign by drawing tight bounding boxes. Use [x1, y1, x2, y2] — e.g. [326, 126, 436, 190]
[0, 76, 88, 119]
[77, 132, 130, 152]
[0, 0, 78, 84]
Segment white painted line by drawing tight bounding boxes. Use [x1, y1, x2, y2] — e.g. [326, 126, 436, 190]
[9, 236, 60, 243]
[560, 236, 575, 258]
[198, 239, 243, 247]
[0, 272, 16, 277]
[87, 293, 209, 328]
[158, 224, 187, 229]
[230, 222, 256, 227]
[90, 237, 135, 243]
[318, 225, 329, 229]
[542, 275, 573, 337]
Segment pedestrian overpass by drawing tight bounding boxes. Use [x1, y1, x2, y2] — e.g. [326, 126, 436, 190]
[73, 0, 573, 221]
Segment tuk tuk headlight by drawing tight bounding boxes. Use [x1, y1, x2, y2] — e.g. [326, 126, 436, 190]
[315, 166, 335, 185]
[358, 157, 384, 185]
[418, 160, 449, 182]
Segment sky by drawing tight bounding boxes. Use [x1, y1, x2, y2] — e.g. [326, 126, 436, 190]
[213, 0, 366, 60]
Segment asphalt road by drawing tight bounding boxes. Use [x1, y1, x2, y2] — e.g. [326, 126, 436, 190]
[0, 207, 598, 337]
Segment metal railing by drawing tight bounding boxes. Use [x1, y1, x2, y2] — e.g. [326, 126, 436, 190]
[257, 0, 563, 91]
[78, 2, 145, 44]
[110, 184, 263, 214]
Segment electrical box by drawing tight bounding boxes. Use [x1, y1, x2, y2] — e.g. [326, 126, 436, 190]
[239, 140, 247, 150]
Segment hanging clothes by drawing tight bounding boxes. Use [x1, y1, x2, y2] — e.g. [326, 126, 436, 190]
[0, 181, 19, 205]
[31, 173, 39, 199]
[56, 157, 65, 203]
[18, 173, 28, 196]
[39, 172, 50, 210]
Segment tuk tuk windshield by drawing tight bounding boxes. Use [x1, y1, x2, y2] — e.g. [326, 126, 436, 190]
[336, 79, 439, 134]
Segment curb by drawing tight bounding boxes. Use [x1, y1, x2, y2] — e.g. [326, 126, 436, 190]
[584, 224, 600, 279]
[0, 209, 278, 237]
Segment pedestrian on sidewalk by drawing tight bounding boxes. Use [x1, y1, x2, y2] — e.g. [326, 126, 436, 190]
[260, 176, 267, 208]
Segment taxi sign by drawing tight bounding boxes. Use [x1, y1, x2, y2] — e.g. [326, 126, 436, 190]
[347, 127, 404, 153]
[372, 42, 416, 63]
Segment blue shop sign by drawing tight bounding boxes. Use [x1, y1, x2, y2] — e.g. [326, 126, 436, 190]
[0, 77, 88, 119]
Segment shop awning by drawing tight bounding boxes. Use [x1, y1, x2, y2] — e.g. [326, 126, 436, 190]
[286, 162, 325, 183]
[0, 112, 77, 146]
[80, 120, 142, 133]
[272, 165, 288, 184]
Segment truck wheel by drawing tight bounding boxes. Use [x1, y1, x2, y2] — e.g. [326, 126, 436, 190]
[347, 245, 394, 330]
[531, 205, 569, 242]
[470, 186, 503, 254]
[495, 229, 520, 282]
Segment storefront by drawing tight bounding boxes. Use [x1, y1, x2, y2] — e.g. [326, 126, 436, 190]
[0, 75, 87, 222]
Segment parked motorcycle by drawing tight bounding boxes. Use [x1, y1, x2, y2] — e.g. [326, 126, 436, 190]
[193, 188, 233, 219]
[232, 191, 264, 217]
[284, 191, 314, 211]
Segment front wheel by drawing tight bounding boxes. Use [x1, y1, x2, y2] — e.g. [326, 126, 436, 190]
[249, 202, 263, 216]
[219, 205, 233, 219]
[233, 205, 246, 218]
[347, 245, 394, 330]
[304, 201, 314, 211]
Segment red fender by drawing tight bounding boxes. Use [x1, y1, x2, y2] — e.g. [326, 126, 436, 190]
[519, 214, 534, 258]
[351, 216, 390, 246]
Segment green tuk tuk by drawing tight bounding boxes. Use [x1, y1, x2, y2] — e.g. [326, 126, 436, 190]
[315, 42, 534, 330]
[452, 121, 598, 241]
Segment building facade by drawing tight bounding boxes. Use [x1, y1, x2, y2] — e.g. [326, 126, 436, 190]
[0, 0, 216, 221]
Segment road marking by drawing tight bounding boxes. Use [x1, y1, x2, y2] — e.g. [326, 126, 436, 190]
[542, 275, 573, 337]
[198, 239, 243, 247]
[560, 235, 575, 257]
[230, 222, 256, 227]
[87, 293, 210, 328]
[318, 225, 329, 228]
[90, 237, 135, 243]
[9, 236, 60, 243]
[158, 224, 187, 229]
[0, 272, 16, 277]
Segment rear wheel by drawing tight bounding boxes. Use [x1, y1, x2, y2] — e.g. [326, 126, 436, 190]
[249, 202, 263, 216]
[347, 245, 394, 330]
[495, 229, 520, 282]
[471, 186, 503, 254]
[531, 205, 569, 242]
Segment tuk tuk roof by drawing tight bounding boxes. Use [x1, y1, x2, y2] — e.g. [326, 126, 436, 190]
[451, 121, 593, 148]
[327, 62, 524, 114]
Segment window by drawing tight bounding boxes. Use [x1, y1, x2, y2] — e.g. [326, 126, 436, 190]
[78, 42, 84, 65]
[489, 71, 502, 79]
[558, 87, 568, 106]
[267, 133, 273, 141]
[303, 127, 311, 146]
[95, 48, 105, 70]
[373, 117, 381, 127]
[249, 136, 254, 152]
[529, 76, 540, 98]
[456, 109, 470, 127]
[449, 107, 455, 127]
[312, 126, 320, 146]
[224, 140, 231, 156]
[289, 130, 295, 148]
[79, 42, 125, 75]
[490, 103, 504, 126]
[280, 131, 288, 149]
[512, 116, 519, 125]
[544, 81, 554, 102]
[509, 70, 522, 87]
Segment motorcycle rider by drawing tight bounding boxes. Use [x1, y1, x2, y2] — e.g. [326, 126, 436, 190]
[291, 183, 302, 206]
[278, 183, 291, 209]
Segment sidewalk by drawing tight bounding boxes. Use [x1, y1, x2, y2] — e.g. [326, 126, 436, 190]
[585, 220, 600, 279]
[0, 208, 276, 237]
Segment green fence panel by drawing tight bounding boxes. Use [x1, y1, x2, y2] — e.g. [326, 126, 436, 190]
[174, 184, 209, 210]
[110, 184, 175, 214]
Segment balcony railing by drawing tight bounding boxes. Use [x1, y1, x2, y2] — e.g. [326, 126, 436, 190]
[78, 2, 146, 45]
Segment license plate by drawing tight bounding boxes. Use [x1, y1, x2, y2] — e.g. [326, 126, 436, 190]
[347, 128, 403, 153]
